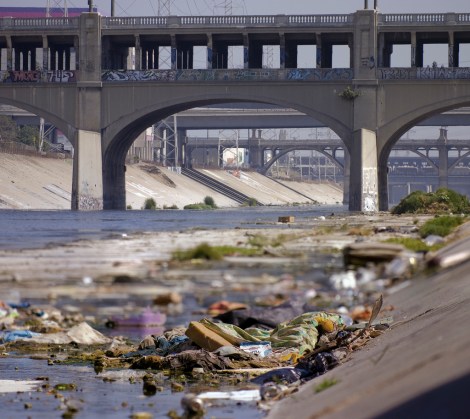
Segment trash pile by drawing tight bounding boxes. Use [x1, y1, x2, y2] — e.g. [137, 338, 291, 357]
[1, 290, 389, 416]
[0, 238, 429, 416]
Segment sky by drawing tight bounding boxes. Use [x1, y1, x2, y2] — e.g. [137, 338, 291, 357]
[3, 0, 470, 16]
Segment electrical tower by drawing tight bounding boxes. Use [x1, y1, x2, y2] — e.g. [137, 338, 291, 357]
[46, 0, 68, 17]
[213, 0, 232, 16]
[157, 0, 172, 17]
[153, 0, 179, 167]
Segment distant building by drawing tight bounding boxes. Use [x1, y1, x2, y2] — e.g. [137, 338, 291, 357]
[0, 7, 98, 18]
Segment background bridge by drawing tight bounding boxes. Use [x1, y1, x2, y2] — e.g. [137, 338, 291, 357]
[0, 9, 469, 211]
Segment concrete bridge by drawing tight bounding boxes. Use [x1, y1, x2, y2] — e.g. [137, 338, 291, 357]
[0, 10, 470, 211]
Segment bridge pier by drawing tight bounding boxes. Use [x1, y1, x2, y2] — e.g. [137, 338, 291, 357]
[72, 130, 103, 210]
[349, 129, 379, 212]
[343, 150, 350, 205]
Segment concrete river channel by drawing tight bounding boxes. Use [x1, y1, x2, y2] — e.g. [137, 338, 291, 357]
[0, 205, 388, 418]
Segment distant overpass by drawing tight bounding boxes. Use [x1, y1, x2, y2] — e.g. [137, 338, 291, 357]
[2, 104, 470, 131]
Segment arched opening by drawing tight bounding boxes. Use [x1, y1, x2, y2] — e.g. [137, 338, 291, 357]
[0, 102, 74, 209]
[380, 105, 470, 210]
[102, 99, 349, 210]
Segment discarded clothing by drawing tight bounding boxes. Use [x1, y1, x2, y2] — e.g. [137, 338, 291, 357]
[200, 312, 343, 356]
[0, 330, 41, 343]
[214, 299, 318, 329]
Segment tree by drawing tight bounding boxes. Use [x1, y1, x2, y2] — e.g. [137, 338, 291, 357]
[0, 116, 17, 143]
[18, 125, 39, 148]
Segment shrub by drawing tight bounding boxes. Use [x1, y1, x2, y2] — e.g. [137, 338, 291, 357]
[203, 196, 217, 208]
[143, 198, 157, 210]
[246, 197, 258, 207]
[126, 205, 132, 210]
[163, 204, 179, 210]
[391, 188, 470, 215]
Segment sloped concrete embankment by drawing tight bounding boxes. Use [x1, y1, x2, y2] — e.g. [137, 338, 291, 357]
[268, 236, 470, 419]
[0, 153, 343, 209]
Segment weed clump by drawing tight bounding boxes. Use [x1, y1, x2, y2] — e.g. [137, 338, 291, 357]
[184, 196, 217, 210]
[418, 215, 465, 238]
[391, 188, 470, 215]
[384, 237, 443, 252]
[172, 243, 260, 261]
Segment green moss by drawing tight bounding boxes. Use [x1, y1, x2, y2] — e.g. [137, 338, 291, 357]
[391, 188, 470, 215]
[384, 237, 443, 252]
[418, 215, 465, 238]
[172, 243, 261, 261]
[314, 378, 339, 393]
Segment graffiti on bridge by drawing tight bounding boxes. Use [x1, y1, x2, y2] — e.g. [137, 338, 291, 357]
[0, 70, 76, 83]
[379, 67, 470, 80]
[101, 68, 354, 82]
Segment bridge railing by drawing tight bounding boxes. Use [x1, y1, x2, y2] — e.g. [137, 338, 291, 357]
[379, 13, 470, 24]
[1, 13, 469, 30]
[102, 14, 354, 29]
[379, 67, 470, 80]
[0, 17, 79, 30]
[101, 68, 354, 82]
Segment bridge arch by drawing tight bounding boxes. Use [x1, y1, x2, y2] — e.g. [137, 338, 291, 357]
[101, 87, 352, 209]
[450, 150, 470, 172]
[0, 97, 76, 145]
[261, 146, 344, 174]
[377, 99, 470, 210]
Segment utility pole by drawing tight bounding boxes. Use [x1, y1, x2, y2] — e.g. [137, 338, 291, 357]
[46, 0, 68, 17]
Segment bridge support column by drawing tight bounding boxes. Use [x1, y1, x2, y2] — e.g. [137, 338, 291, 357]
[411, 32, 417, 67]
[449, 32, 459, 67]
[248, 135, 263, 169]
[72, 12, 104, 210]
[42, 36, 49, 71]
[72, 130, 103, 210]
[349, 129, 378, 212]
[134, 36, 142, 70]
[438, 128, 449, 189]
[6, 37, 12, 70]
[343, 149, 350, 205]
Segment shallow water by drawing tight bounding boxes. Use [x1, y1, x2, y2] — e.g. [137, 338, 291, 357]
[0, 357, 262, 419]
[0, 205, 344, 250]
[0, 205, 346, 418]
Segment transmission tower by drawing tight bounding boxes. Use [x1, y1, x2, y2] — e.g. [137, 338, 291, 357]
[214, 0, 232, 16]
[157, 0, 172, 17]
[153, 1, 180, 167]
[46, 0, 68, 17]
